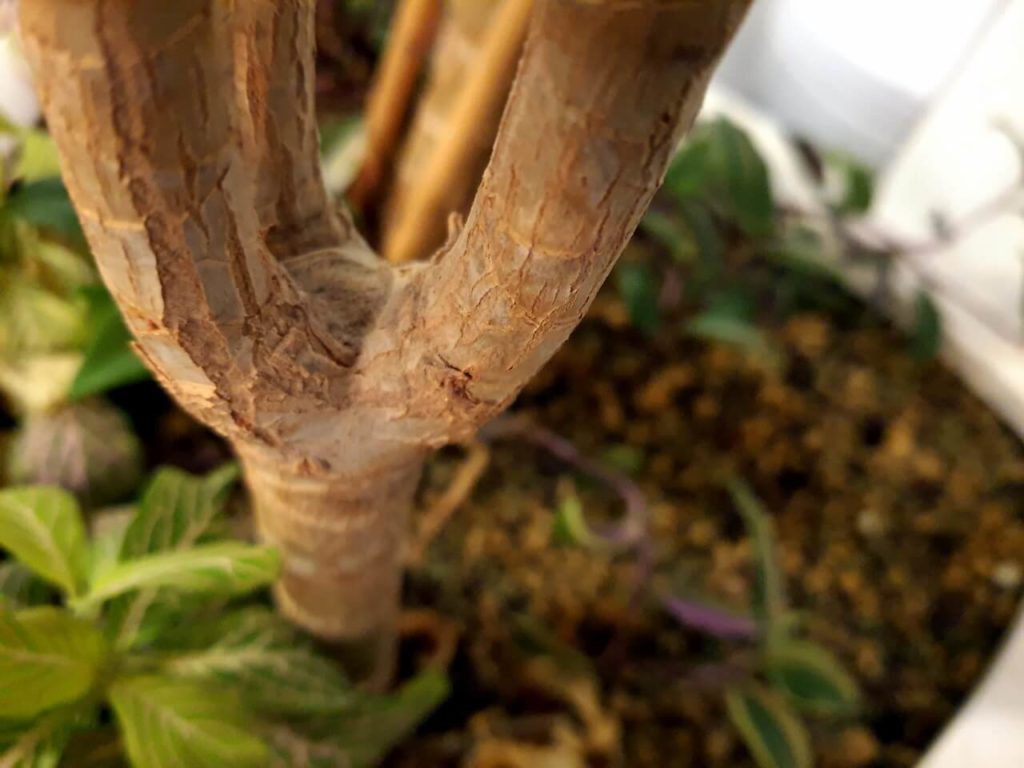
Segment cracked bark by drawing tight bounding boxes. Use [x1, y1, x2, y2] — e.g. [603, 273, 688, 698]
[19, 0, 752, 685]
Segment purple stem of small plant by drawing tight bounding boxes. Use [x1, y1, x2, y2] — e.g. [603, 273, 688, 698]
[480, 415, 655, 605]
[480, 416, 758, 668]
[660, 595, 759, 641]
[480, 416, 649, 548]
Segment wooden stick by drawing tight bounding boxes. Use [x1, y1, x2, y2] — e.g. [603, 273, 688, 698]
[383, 0, 533, 263]
[348, 0, 442, 211]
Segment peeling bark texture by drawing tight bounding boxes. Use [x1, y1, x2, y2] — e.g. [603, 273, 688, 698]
[20, 0, 752, 682]
[383, 0, 533, 263]
[364, 0, 754, 444]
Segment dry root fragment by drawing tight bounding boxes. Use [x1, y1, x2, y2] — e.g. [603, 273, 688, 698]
[409, 440, 490, 563]
[399, 608, 460, 672]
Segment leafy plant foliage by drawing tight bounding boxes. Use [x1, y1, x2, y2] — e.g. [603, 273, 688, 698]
[0, 468, 448, 767]
[722, 480, 861, 768]
[618, 117, 943, 370]
[0, 123, 148, 418]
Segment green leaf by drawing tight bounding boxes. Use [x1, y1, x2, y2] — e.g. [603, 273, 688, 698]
[68, 289, 150, 400]
[910, 290, 942, 361]
[107, 464, 239, 647]
[727, 479, 786, 634]
[81, 542, 281, 607]
[766, 639, 860, 715]
[825, 152, 875, 216]
[0, 562, 53, 609]
[0, 606, 106, 719]
[109, 675, 268, 768]
[12, 132, 62, 184]
[7, 399, 143, 507]
[679, 200, 725, 268]
[121, 464, 240, 559]
[0, 720, 69, 768]
[641, 205, 724, 270]
[0, 272, 86, 356]
[162, 607, 353, 717]
[687, 299, 782, 369]
[726, 685, 812, 768]
[5, 178, 83, 243]
[31, 238, 96, 295]
[667, 119, 774, 237]
[88, 506, 135, 583]
[615, 261, 661, 335]
[0, 712, 72, 768]
[268, 670, 449, 768]
[0, 486, 89, 596]
[640, 210, 689, 258]
[551, 493, 600, 549]
[763, 226, 839, 282]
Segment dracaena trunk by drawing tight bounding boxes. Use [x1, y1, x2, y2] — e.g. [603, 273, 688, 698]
[19, 0, 752, 685]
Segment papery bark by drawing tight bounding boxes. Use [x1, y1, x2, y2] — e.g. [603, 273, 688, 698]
[20, 0, 752, 684]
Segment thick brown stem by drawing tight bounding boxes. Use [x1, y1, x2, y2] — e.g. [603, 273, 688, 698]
[360, 0, 754, 442]
[21, 0, 752, 687]
[239, 445, 423, 688]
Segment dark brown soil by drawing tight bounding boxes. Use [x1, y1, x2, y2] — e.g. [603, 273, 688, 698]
[387, 275, 1024, 768]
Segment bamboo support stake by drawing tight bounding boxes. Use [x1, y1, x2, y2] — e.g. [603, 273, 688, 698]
[348, 0, 442, 211]
[383, 0, 532, 263]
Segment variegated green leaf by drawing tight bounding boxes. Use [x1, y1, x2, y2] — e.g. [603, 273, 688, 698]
[68, 288, 150, 401]
[728, 479, 786, 635]
[107, 464, 239, 646]
[82, 542, 280, 608]
[766, 639, 860, 715]
[0, 561, 52, 609]
[0, 486, 88, 596]
[88, 506, 135, 583]
[0, 353, 81, 415]
[726, 685, 812, 768]
[109, 675, 267, 768]
[0, 714, 71, 768]
[162, 607, 353, 716]
[268, 671, 449, 768]
[666, 118, 774, 237]
[0, 273, 85, 357]
[5, 178, 82, 243]
[120, 465, 239, 559]
[0, 606, 106, 718]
